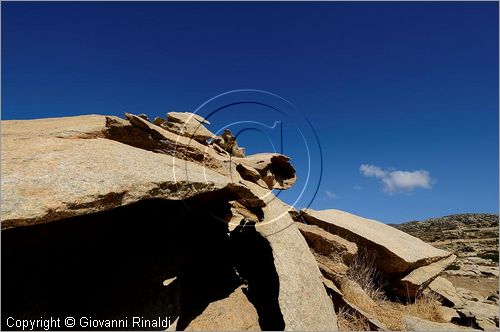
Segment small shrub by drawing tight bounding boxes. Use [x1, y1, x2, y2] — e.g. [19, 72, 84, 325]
[460, 245, 474, 253]
[431, 234, 441, 241]
[478, 251, 499, 263]
[445, 263, 461, 271]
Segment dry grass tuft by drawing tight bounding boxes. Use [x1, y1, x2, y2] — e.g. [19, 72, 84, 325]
[346, 248, 386, 302]
[340, 249, 446, 331]
[337, 306, 371, 331]
[374, 293, 446, 330]
[402, 293, 446, 323]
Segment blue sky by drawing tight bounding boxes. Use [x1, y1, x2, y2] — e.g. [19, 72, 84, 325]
[2, 2, 498, 223]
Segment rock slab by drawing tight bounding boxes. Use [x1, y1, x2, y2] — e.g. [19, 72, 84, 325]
[395, 254, 457, 298]
[427, 276, 464, 307]
[299, 208, 452, 277]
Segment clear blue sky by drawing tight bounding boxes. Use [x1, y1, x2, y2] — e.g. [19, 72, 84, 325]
[2, 2, 498, 223]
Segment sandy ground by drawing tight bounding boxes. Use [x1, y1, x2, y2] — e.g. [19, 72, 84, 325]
[446, 275, 499, 298]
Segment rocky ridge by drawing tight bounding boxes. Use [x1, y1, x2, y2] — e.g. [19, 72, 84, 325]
[1, 113, 498, 331]
[1, 113, 334, 331]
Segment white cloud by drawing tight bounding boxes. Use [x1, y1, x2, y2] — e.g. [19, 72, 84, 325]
[325, 190, 338, 199]
[359, 164, 386, 178]
[359, 164, 433, 194]
[353, 185, 363, 191]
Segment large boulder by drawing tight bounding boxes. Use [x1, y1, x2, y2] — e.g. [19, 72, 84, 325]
[298, 208, 452, 278]
[185, 286, 260, 331]
[426, 276, 464, 307]
[295, 222, 357, 275]
[456, 301, 499, 331]
[1, 114, 339, 331]
[435, 305, 461, 323]
[394, 254, 457, 299]
[242, 182, 338, 331]
[1, 115, 260, 229]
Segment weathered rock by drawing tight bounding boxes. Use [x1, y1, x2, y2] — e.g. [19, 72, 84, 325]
[318, 260, 350, 276]
[211, 129, 245, 157]
[167, 111, 210, 125]
[235, 153, 297, 190]
[236, 163, 262, 183]
[295, 222, 357, 275]
[486, 294, 499, 305]
[395, 255, 457, 299]
[109, 114, 226, 172]
[226, 201, 262, 231]
[403, 315, 479, 331]
[153, 116, 166, 126]
[163, 277, 177, 287]
[330, 274, 377, 310]
[162, 111, 215, 143]
[456, 287, 484, 303]
[185, 286, 260, 331]
[445, 265, 500, 278]
[162, 121, 215, 143]
[295, 222, 358, 263]
[427, 276, 464, 307]
[456, 301, 499, 331]
[245, 182, 338, 330]
[232, 146, 246, 158]
[0, 115, 261, 229]
[137, 113, 150, 121]
[211, 142, 231, 156]
[299, 208, 452, 277]
[166, 317, 179, 331]
[222, 129, 245, 157]
[2, 114, 339, 331]
[436, 305, 461, 322]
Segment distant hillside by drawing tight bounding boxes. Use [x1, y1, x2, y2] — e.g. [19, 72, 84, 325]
[391, 213, 498, 243]
[392, 213, 499, 280]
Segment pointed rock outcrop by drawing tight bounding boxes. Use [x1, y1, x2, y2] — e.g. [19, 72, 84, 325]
[234, 153, 297, 190]
[426, 276, 464, 307]
[394, 254, 457, 299]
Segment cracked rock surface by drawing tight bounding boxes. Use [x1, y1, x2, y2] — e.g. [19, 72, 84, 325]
[1, 113, 338, 331]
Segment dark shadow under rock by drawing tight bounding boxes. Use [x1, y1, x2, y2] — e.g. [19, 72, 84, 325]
[230, 221, 285, 331]
[2, 196, 284, 331]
